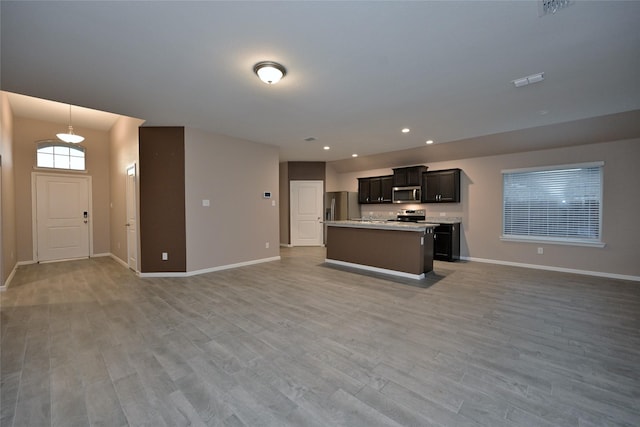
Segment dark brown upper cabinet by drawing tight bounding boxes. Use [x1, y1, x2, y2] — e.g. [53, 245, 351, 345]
[358, 175, 393, 204]
[422, 168, 461, 203]
[392, 165, 427, 187]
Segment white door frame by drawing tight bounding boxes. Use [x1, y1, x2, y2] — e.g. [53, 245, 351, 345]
[126, 164, 138, 272]
[31, 172, 93, 262]
[290, 180, 324, 246]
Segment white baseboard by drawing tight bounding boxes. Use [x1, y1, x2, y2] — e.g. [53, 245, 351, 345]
[108, 253, 133, 270]
[138, 256, 282, 278]
[1, 260, 36, 291]
[325, 259, 425, 280]
[91, 252, 111, 258]
[1, 264, 17, 291]
[280, 243, 293, 248]
[460, 256, 640, 282]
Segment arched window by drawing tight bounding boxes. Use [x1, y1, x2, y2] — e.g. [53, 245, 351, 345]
[36, 140, 86, 171]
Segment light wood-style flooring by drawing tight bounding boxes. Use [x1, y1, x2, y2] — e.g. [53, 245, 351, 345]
[1, 247, 639, 426]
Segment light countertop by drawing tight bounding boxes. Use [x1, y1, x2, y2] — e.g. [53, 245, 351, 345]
[425, 217, 462, 224]
[324, 220, 440, 232]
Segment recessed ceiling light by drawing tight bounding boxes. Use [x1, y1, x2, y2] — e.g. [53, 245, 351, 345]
[352, 154, 358, 158]
[323, 146, 330, 150]
[401, 128, 410, 133]
[426, 140, 434, 145]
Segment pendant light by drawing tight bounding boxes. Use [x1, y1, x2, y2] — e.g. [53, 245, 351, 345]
[57, 105, 85, 143]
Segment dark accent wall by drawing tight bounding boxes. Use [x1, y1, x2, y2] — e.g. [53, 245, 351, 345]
[288, 161, 326, 181]
[139, 127, 186, 272]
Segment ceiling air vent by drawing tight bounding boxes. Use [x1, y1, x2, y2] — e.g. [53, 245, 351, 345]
[538, 0, 574, 16]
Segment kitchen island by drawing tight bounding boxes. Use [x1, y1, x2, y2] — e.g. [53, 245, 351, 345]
[324, 220, 439, 279]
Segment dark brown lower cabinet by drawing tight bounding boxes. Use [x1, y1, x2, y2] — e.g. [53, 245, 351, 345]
[434, 223, 460, 262]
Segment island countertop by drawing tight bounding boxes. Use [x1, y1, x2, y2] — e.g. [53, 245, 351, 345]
[324, 220, 440, 232]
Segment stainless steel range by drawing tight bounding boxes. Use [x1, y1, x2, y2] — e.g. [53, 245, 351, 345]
[396, 209, 426, 222]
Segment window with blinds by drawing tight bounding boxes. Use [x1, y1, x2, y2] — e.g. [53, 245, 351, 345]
[502, 162, 603, 245]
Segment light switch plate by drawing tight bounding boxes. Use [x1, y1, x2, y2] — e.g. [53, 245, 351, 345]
[202, 199, 210, 207]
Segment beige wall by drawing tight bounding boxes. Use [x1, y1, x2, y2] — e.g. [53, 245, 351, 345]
[329, 139, 640, 279]
[1, 92, 18, 286]
[184, 128, 280, 272]
[109, 115, 145, 265]
[13, 117, 111, 261]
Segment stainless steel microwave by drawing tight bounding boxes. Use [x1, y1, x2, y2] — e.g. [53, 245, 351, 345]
[392, 186, 421, 203]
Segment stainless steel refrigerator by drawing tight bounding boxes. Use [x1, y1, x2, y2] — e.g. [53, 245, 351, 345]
[324, 191, 360, 243]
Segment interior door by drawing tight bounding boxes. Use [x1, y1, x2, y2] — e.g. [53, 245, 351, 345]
[290, 180, 324, 246]
[126, 165, 138, 271]
[35, 173, 90, 261]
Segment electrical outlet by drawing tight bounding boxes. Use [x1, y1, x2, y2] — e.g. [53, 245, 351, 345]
[537, 247, 544, 255]
[162, 252, 168, 260]
[265, 242, 270, 249]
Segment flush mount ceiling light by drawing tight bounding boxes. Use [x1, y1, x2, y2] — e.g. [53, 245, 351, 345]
[253, 61, 287, 84]
[57, 105, 84, 143]
[512, 72, 545, 88]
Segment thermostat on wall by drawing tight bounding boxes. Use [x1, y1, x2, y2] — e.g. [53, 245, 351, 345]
[263, 192, 272, 199]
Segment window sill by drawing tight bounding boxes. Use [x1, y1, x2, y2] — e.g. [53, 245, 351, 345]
[33, 166, 88, 174]
[500, 236, 606, 248]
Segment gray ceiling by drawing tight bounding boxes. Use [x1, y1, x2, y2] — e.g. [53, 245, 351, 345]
[2, 1, 639, 165]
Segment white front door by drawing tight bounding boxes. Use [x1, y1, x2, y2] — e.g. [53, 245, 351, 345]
[126, 165, 138, 271]
[34, 173, 91, 262]
[290, 180, 324, 246]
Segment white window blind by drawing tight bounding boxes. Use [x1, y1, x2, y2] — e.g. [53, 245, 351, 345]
[502, 163, 603, 245]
